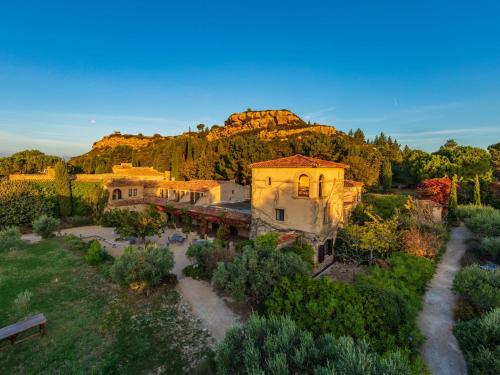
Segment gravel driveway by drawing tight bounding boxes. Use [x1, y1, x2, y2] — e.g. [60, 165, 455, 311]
[417, 225, 468, 375]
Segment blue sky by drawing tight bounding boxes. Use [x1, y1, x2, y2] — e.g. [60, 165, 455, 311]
[1, 1, 500, 157]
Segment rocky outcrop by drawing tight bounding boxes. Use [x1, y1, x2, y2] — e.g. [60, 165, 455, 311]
[92, 134, 168, 150]
[208, 109, 335, 140]
[225, 109, 304, 129]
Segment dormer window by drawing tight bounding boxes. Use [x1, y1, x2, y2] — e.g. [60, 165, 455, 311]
[298, 174, 310, 197]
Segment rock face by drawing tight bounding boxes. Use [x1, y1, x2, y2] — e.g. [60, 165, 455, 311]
[225, 109, 304, 129]
[208, 109, 335, 140]
[92, 134, 168, 150]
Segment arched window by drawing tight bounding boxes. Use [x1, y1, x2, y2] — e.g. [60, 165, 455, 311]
[298, 174, 310, 197]
[318, 175, 324, 198]
[112, 189, 122, 200]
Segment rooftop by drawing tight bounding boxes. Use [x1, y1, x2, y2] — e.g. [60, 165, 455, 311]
[249, 154, 349, 169]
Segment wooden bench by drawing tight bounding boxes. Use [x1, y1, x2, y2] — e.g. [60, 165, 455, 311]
[0, 313, 47, 348]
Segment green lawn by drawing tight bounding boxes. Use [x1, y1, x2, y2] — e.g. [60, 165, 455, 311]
[0, 238, 211, 374]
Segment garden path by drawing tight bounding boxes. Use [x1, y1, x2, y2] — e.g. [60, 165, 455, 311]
[417, 225, 468, 375]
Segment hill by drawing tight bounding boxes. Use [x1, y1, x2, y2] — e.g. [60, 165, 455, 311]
[68, 109, 385, 186]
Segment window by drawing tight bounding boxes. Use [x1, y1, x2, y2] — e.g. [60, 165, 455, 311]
[298, 174, 310, 197]
[318, 175, 324, 198]
[275, 209, 285, 221]
[267, 177, 272, 186]
[112, 189, 122, 200]
[232, 190, 235, 194]
[128, 188, 137, 197]
[323, 205, 330, 224]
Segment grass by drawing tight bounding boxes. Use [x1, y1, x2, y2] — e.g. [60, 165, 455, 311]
[0, 238, 211, 374]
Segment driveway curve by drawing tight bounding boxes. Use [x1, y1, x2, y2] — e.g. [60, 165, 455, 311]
[417, 225, 468, 375]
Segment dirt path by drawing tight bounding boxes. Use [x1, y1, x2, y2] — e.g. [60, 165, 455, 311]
[417, 225, 468, 375]
[170, 240, 242, 343]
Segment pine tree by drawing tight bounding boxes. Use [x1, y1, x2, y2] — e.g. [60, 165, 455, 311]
[474, 175, 481, 205]
[381, 159, 392, 191]
[449, 174, 458, 210]
[54, 160, 72, 217]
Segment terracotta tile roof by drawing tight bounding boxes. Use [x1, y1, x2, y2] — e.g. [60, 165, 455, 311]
[106, 178, 150, 187]
[157, 180, 221, 192]
[249, 154, 349, 169]
[277, 231, 299, 245]
[344, 179, 364, 187]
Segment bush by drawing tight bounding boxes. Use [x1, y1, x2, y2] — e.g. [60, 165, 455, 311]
[12, 289, 33, 320]
[265, 276, 418, 354]
[110, 244, 174, 293]
[464, 210, 500, 237]
[214, 314, 412, 375]
[356, 252, 435, 316]
[455, 204, 496, 221]
[453, 266, 500, 317]
[61, 234, 87, 252]
[399, 227, 441, 258]
[212, 234, 310, 305]
[363, 194, 409, 220]
[185, 240, 234, 280]
[281, 241, 315, 267]
[85, 240, 105, 265]
[334, 218, 399, 263]
[32, 215, 60, 238]
[479, 237, 500, 263]
[0, 181, 54, 228]
[0, 226, 25, 252]
[454, 308, 500, 375]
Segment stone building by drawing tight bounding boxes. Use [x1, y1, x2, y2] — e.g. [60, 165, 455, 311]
[249, 155, 363, 269]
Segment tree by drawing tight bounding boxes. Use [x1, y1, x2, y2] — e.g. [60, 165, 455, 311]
[417, 177, 452, 208]
[112, 206, 166, 243]
[381, 159, 392, 191]
[474, 175, 482, 205]
[0, 181, 54, 228]
[212, 233, 310, 305]
[54, 161, 72, 217]
[214, 315, 411, 375]
[449, 174, 458, 211]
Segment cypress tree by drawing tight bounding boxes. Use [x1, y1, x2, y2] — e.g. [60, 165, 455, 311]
[449, 174, 458, 210]
[474, 175, 481, 205]
[381, 159, 392, 191]
[54, 160, 72, 217]
[170, 151, 180, 181]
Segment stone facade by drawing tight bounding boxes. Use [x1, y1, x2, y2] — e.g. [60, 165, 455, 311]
[249, 155, 362, 271]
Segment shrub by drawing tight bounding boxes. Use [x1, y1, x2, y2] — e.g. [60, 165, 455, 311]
[455, 204, 495, 221]
[212, 235, 309, 305]
[281, 241, 315, 267]
[12, 289, 33, 320]
[399, 227, 441, 258]
[362, 194, 408, 220]
[214, 314, 412, 375]
[185, 240, 234, 280]
[478, 237, 500, 263]
[0, 226, 25, 252]
[453, 266, 500, 317]
[265, 277, 418, 354]
[334, 217, 399, 263]
[454, 308, 500, 375]
[61, 234, 87, 252]
[85, 240, 105, 265]
[0, 181, 54, 228]
[32, 215, 60, 238]
[356, 252, 435, 316]
[464, 210, 500, 237]
[110, 244, 174, 293]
